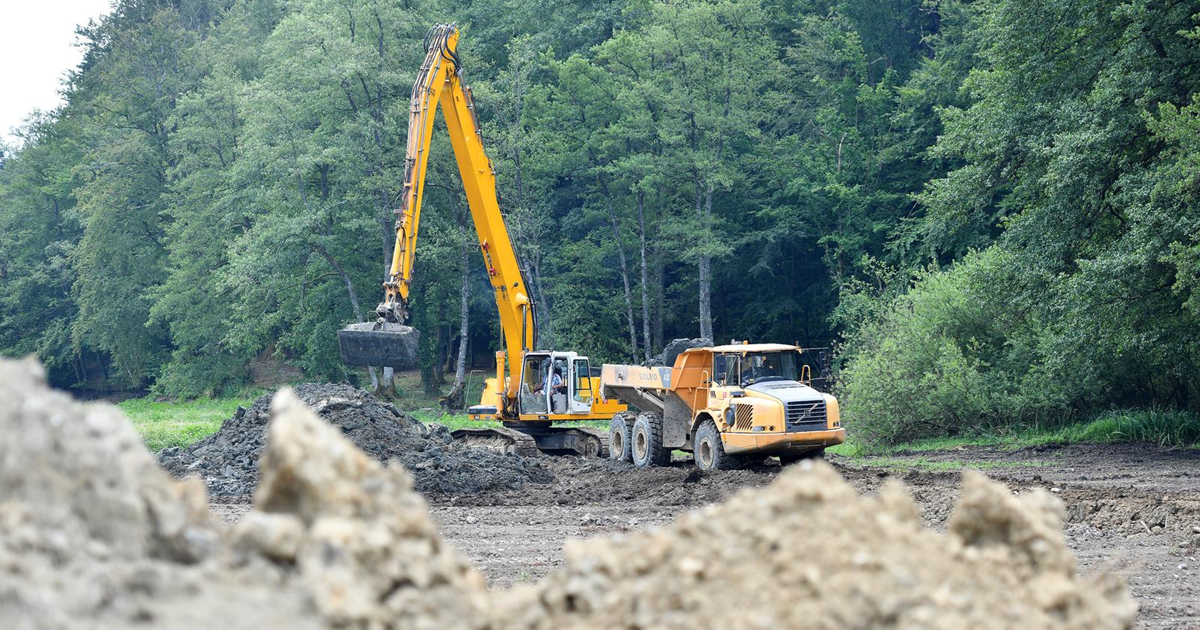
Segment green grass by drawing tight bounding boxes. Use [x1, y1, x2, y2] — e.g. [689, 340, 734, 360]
[119, 395, 258, 451]
[1062, 409, 1200, 447]
[836, 408, 1200, 458]
[847, 456, 1052, 472]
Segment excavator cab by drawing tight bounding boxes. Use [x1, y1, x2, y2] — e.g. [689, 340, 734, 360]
[518, 351, 594, 418]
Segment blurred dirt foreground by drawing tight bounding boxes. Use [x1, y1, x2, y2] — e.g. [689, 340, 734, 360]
[0, 356, 1137, 629]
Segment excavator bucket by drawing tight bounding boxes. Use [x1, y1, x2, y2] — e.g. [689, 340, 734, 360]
[336, 322, 420, 369]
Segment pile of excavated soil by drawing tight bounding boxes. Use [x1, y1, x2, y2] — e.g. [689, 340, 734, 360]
[0, 358, 321, 630]
[439, 455, 779, 509]
[0, 356, 1136, 629]
[157, 383, 550, 499]
[499, 463, 1137, 629]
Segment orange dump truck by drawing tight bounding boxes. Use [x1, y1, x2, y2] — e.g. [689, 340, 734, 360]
[600, 343, 845, 470]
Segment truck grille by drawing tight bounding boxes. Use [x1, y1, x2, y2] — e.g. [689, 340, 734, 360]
[732, 403, 754, 431]
[785, 400, 827, 432]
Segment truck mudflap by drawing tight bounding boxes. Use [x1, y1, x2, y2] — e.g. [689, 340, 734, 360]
[720, 428, 846, 456]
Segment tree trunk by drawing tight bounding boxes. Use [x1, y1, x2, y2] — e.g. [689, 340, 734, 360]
[444, 240, 472, 409]
[693, 170, 712, 342]
[434, 325, 449, 386]
[531, 261, 550, 349]
[699, 179, 715, 342]
[637, 190, 652, 363]
[317, 245, 379, 390]
[697, 86, 731, 344]
[382, 367, 394, 393]
[600, 176, 639, 361]
[654, 252, 665, 351]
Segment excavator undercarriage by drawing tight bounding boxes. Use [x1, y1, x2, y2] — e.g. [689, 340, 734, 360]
[450, 424, 607, 458]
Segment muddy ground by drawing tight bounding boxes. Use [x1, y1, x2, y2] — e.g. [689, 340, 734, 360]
[212, 442, 1200, 629]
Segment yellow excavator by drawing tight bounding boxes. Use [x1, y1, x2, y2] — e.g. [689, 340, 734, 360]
[337, 24, 625, 456]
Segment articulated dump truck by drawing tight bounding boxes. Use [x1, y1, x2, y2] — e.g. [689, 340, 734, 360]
[601, 343, 845, 470]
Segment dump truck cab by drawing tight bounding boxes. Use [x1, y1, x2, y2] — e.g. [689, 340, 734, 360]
[601, 343, 845, 470]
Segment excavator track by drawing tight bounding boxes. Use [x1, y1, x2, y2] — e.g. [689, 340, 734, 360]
[450, 425, 608, 458]
[450, 426, 541, 457]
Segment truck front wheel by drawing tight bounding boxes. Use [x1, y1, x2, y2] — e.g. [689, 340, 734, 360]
[693, 420, 736, 471]
[631, 412, 669, 468]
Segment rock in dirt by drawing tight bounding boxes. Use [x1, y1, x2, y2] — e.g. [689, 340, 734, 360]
[498, 462, 1137, 630]
[157, 383, 550, 499]
[646, 337, 711, 366]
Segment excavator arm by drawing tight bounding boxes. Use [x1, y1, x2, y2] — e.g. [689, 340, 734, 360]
[339, 25, 535, 407]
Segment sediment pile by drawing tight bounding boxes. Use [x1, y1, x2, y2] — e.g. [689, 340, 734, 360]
[500, 465, 1137, 629]
[157, 383, 550, 499]
[0, 356, 1136, 629]
[0, 358, 319, 630]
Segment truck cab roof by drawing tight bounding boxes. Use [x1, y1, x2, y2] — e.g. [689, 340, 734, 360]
[700, 343, 798, 353]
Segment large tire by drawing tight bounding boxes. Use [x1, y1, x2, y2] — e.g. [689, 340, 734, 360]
[609, 412, 635, 462]
[693, 419, 737, 471]
[631, 412, 670, 468]
[779, 448, 825, 467]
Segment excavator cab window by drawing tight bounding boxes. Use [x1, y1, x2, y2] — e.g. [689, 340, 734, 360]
[549, 358, 569, 413]
[520, 355, 550, 414]
[572, 359, 592, 403]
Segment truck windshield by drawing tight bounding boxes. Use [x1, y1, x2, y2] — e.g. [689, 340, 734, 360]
[740, 352, 798, 386]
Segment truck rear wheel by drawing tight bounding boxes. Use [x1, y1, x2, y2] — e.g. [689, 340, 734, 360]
[693, 419, 736, 471]
[609, 412, 635, 462]
[779, 448, 825, 466]
[631, 412, 669, 468]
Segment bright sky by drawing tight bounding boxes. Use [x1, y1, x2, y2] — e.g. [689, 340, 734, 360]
[0, 0, 113, 147]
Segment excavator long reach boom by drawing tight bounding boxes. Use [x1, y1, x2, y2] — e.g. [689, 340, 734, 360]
[338, 25, 535, 408]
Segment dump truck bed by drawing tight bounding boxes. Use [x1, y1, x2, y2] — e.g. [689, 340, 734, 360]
[599, 364, 675, 413]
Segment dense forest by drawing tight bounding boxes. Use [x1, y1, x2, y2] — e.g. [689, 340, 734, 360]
[1, 0, 1198, 444]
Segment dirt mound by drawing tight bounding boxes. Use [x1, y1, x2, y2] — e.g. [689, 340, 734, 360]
[0, 356, 1136, 629]
[0, 357, 320, 629]
[237, 388, 490, 628]
[499, 462, 1136, 630]
[157, 383, 551, 499]
[440, 456, 778, 509]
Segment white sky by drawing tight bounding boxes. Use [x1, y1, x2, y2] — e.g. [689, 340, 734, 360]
[0, 0, 113, 147]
